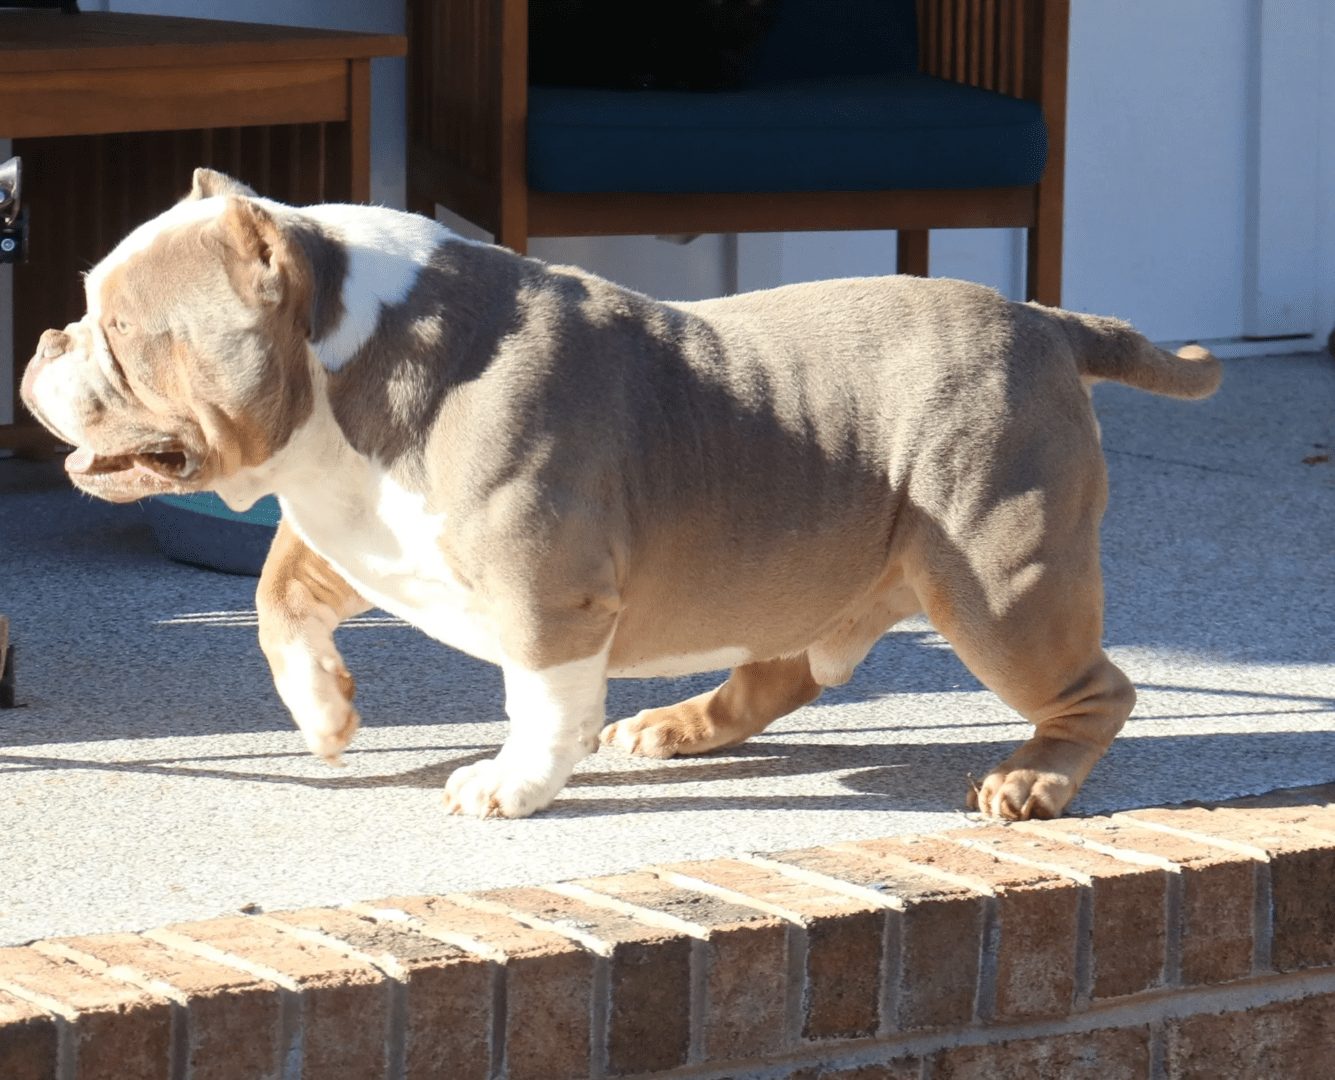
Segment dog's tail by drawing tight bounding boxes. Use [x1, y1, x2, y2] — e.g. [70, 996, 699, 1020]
[1049, 307, 1223, 399]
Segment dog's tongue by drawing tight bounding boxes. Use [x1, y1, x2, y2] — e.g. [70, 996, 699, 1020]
[64, 446, 96, 474]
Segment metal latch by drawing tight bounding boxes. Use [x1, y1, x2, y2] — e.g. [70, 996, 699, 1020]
[0, 157, 28, 265]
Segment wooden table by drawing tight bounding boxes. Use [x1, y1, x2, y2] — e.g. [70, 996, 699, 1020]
[0, 11, 406, 454]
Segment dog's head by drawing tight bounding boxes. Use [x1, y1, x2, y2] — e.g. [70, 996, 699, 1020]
[20, 169, 316, 503]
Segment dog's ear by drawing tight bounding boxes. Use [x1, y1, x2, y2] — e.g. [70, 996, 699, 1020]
[214, 196, 300, 310]
[188, 168, 259, 201]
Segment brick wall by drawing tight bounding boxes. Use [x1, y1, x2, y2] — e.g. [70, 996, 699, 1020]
[3, 797, 1335, 1079]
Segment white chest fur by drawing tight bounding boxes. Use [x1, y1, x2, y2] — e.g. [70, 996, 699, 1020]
[280, 467, 505, 666]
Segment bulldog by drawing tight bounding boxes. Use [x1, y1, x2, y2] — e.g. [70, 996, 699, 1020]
[20, 169, 1222, 820]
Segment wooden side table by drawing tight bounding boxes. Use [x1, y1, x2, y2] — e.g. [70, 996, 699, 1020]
[0, 11, 406, 454]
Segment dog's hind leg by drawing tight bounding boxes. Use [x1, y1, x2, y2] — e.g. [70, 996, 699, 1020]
[600, 653, 823, 758]
[902, 504, 1135, 820]
[257, 518, 372, 764]
[601, 576, 920, 759]
[968, 654, 1133, 820]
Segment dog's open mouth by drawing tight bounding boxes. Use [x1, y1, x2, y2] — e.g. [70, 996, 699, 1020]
[65, 444, 194, 493]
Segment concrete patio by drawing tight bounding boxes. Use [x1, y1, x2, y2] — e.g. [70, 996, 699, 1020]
[1, 347, 1332, 948]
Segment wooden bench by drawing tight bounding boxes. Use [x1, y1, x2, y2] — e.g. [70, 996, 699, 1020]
[407, 0, 1068, 300]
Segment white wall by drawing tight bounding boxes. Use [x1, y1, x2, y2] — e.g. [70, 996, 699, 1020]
[1060, 0, 1332, 352]
[733, 227, 1027, 300]
[1063, 0, 1251, 342]
[530, 234, 734, 302]
[1322, 1, 1335, 350]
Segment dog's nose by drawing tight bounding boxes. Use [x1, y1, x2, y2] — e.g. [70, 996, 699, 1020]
[38, 329, 72, 359]
[20, 329, 71, 406]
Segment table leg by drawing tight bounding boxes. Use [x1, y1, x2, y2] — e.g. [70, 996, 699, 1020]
[348, 58, 371, 203]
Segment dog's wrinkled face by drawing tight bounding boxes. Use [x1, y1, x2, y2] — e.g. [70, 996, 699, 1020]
[20, 176, 314, 503]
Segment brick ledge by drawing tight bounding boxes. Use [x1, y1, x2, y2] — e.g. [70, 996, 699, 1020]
[3, 793, 1335, 1079]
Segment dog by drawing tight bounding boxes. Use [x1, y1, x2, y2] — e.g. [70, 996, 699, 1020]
[20, 169, 1222, 820]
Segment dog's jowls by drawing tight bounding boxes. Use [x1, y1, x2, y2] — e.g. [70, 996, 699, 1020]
[20, 169, 1223, 820]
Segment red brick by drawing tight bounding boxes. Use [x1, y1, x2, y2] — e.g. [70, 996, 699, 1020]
[150, 915, 389, 1080]
[762, 846, 984, 1032]
[0, 989, 57, 1080]
[1040, 816, 1256, 985]
[568, 870, 789, 1062]
[658, 857, 886, 1042]
[843, 836, 1079, 1021]
[1165, 991, 1335, 1079]
[928, 1025, 1152, 1078]
[0, 945, 171, 1080]
[37, 933, 281, 1080]
[1205, 802, 1335, 833]
[471, 885, 691, 1077]
[369, 894, 593, 1080]
[952, 825, 1169, 999]
[1124, 806, 1335, 971]
[268, 908, 494, 1080]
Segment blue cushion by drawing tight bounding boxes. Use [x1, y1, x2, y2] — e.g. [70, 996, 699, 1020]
[526, 75, 1048, 194]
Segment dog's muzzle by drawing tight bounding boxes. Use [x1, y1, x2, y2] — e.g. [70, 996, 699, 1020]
[19, 328, 86, 445]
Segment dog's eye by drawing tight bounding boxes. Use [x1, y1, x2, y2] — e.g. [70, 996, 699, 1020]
[113, 317, 131, 334]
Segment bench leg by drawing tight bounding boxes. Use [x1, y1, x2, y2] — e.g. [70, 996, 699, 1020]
[897, 229, 929, 277]
[1027, 176, 1064, 306]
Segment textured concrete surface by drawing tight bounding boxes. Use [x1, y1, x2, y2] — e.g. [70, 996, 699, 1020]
[1, 350, 1332, 946]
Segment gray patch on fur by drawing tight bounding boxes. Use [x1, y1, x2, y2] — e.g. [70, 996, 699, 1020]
[327, 240, 531, 468]
[285, 217, 349, 346]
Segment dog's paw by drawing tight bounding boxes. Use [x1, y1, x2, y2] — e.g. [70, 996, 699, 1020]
[968, 767, 1075, 820]
[600, 700, 720, 758]
[299, 703, 361, 766]
[288, 665, 360, 765]
[968, 736, 1096, 819]
[442, 758, 564, 819]
[600, 714, 679, 758]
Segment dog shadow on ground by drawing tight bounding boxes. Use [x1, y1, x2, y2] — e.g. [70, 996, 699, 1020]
[7, 699, 1334, 820]
[546, 723, 1335, 818]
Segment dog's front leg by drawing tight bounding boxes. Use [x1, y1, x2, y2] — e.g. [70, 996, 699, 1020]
[257, 519, 372, 763]
[443, 642, 610, 819]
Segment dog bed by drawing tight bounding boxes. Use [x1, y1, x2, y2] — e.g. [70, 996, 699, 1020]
[146, 492, 279, 576]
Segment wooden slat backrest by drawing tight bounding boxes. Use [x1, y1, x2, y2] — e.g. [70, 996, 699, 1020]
[916, 0, 1053, 100]
[407, 0, 506, 193]
[917, 0, 1069, 304]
